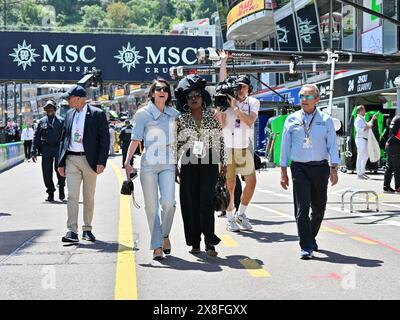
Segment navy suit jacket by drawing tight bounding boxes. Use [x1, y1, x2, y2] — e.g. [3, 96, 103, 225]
[58, 104, 110, 172]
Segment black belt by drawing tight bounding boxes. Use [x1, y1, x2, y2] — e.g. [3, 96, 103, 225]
[67, 151, 85, 156]
[294, 160, 328, 166]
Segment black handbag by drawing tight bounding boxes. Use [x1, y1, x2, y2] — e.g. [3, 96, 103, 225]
[254, 152, 262, 170]
[120, 178, 140, 209]
[214, 174, 230, 212]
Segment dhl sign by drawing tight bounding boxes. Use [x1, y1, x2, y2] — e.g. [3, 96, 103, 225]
[227, 0, 265, 29]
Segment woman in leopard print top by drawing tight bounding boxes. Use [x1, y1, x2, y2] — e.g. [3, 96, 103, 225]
[176, 75, 226, 257]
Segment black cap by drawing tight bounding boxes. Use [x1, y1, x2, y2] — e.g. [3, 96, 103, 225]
[43, 100, 57, 110]
[61, 85, 87, 99]
[236, 75, 251, 86]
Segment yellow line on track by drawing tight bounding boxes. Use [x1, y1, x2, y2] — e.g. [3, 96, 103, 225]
[239, 258, 271, 278]
[368, 193, 384, 201]
[110, 161, 138, 300]
[350, 236, 378, 245]
[219, 234, 240, 247]
[320, 226, 347, 235]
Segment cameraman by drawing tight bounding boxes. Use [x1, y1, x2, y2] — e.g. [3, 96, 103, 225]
[215, 51, 260, 232]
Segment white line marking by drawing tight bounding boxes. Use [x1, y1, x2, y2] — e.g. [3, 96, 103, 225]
[327, 206, 400, 227]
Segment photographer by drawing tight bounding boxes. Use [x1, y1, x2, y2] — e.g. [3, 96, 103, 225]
[215, 51, 260, 232]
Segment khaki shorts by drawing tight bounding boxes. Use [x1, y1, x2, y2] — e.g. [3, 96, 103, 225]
[226, 148, 255, 179]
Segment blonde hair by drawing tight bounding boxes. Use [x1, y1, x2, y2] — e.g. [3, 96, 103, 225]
[356, 105, 365, 114]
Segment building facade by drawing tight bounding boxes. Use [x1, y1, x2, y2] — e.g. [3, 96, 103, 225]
[217, 0, 400, 151]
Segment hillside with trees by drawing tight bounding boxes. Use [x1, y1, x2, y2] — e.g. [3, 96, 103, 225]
[0, 0, 218, 33]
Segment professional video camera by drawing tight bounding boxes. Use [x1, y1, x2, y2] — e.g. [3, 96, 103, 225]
[214, 76, 239, 111]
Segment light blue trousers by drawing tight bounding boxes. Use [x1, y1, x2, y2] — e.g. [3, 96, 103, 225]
[140, 164, 176, 250]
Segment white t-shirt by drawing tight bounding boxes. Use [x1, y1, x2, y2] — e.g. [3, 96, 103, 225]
[21, 128, 34, 141]
[68, 105, 88, 152]
[223, 96, 260, 148]
[355, 115, 369, 139]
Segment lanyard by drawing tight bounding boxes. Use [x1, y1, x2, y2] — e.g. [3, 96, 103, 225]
[47, 117, 55, 128]
[302, 110, 317, 138]
[193, 114, 204, 140]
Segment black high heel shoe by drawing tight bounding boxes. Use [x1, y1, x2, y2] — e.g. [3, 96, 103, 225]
[163, 236, 171, 255]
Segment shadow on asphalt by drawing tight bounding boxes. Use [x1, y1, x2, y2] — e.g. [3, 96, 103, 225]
[41, 201, 83, 205]
[0, 212, 12, 217]
[65, 239, 133, 252]
[139, 254, 265, 272]
[235, 228, 298, 244]
[249, 218, 294, 226]
[312, 249, 384, 267]
[353, 210, 400, 225]
[0, 230, 47, 256]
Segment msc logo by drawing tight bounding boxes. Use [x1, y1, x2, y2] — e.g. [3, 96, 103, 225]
[114, 42, 144, 72]
[9, 40, 40, 70]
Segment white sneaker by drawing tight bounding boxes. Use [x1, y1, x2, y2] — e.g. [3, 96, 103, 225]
[226, 219, 240, 232]
[235, 213, 253, 230]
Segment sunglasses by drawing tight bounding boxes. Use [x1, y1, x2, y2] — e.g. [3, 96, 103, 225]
[299, 94, 316, 101]
[154, 86, 169, 93]
[187, 92, 202, 100]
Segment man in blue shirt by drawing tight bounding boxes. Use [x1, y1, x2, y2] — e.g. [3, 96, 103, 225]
[280, 84, 339, 260]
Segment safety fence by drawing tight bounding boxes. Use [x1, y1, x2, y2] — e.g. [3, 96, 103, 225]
[0, 142, 24, 173]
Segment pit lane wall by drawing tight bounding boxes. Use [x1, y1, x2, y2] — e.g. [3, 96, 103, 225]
[0, 142, 24, 173]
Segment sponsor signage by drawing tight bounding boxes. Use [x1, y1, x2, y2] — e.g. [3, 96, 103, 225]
[317, 70, 400, 100]
[276, 14, 299, 51]
[227, 0, 265, 29]
[296, 1, 322, 51]
[255, 87, 301, 105]
[361, 25, 383, 54]
[0, 31, 212, 82]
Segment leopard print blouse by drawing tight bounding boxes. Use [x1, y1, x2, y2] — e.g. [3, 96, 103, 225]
[177, 109, 226, 166]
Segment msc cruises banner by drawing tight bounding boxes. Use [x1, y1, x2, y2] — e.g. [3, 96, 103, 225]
[0, 31, 213, 82]
[296, 1, 322, 51]
[276, 14, 299, 51]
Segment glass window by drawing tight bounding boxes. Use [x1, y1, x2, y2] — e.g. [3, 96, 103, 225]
[383, 0, 397, 53]
[316, 0, 342, 50]
[276, 0, 291, 9]
[342, 4, 356, 51]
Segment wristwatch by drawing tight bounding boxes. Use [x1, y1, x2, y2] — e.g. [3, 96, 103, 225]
[330, 165, 339, 171]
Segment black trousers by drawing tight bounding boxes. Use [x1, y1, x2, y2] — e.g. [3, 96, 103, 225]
[42, 146, 65, 194]
[23, 140, 32, 159]
[291, 162, 330, 250]
[384, 144, 400, 189]
[180, 163, 221, 247]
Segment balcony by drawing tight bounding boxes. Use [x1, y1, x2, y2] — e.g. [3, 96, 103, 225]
[226, 0, 276, 43]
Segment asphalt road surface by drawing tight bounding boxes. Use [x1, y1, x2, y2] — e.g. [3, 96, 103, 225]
[1, 155, 399, 300]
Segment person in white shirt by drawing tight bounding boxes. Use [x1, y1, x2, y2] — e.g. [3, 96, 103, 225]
[215, 51, 260, 232]
[21, 124, 35, 161]
[355, 105, 377, 179]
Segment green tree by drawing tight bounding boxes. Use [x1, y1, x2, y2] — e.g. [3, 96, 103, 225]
[193, 0, 217, 20]
[106, 2, 131, 29]
[159, 16, 171, 31]
[171, 0, 194, 21]
[127, 0, 152, 26]
[81, 5, 106, 29]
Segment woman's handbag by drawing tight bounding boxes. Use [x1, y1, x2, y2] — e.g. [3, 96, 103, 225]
[214, 174, 230, 212]
[254, 152, 262, 170]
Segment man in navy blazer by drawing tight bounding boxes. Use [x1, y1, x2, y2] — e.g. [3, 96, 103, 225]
[58, 85, 110, 243]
